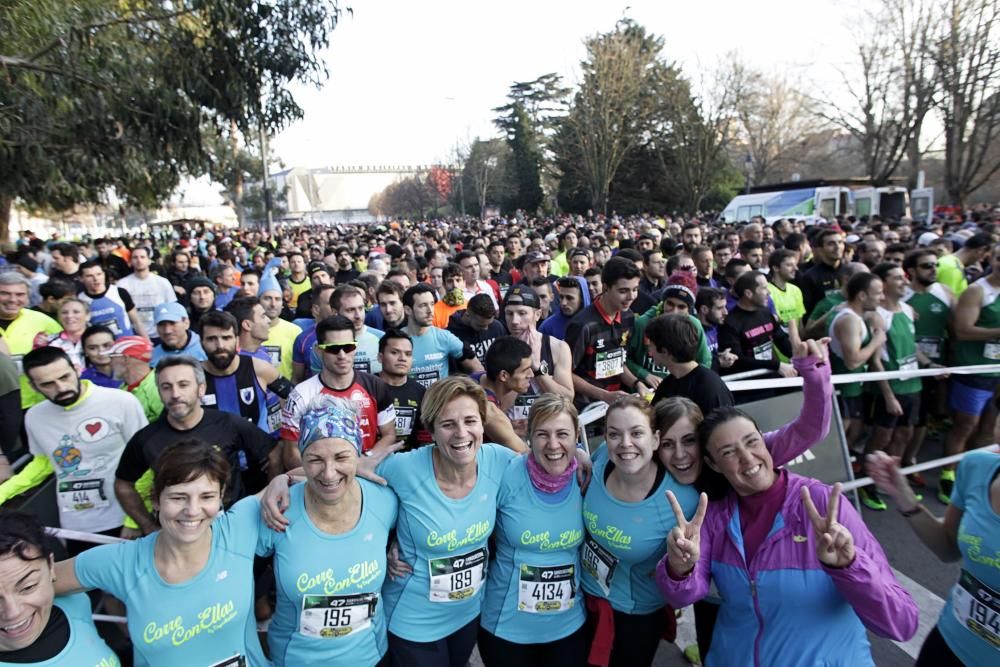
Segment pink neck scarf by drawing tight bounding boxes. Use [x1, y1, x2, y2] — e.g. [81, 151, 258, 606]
[526, 451, 578, 494]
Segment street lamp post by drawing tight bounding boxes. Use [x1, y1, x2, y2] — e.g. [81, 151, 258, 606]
[744, 153, 753, 195]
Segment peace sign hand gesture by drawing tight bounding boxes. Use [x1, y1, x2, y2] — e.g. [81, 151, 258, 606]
[666, 491, 708, 577]
[801, 483, 856, 569]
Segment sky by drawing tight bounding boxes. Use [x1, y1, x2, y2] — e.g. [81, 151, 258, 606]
[183, 0, 861, 203]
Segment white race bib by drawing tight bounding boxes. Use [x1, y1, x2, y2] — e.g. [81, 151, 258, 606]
[57, 479, 110, 513]
[517, 564, 576, 614]
[917, 338, 941, 360]
[428, 548, 487, 602]
[899, 356, 919, 373]
[266, 399, 282, 433]
[595, 349, 625, 380]
[951, 569, 1000, 650]
[752, 341, 773, 362]
[300, 592, 377, 639]
[582, 536, 618, 597]
[985, 342, 1000, 361]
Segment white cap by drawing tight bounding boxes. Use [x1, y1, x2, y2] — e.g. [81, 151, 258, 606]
[918, 232, 940, 246]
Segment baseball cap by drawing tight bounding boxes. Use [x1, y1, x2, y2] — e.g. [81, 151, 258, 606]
[109, 336, 152, 363]
[154, 302, 189, 324]
[307, 261, 329, 277]
[503, 285, 541, 309]
[917, 232, 940, 246]
[524, 252, 551, 264]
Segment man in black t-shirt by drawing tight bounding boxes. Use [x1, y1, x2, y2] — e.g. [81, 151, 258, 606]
[446, 293, 506, 366]
[377, 330, 430, 450]
[113, 356, 280, 535]
[646, 314, 734, 414]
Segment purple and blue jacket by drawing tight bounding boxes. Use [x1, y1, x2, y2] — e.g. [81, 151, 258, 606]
[655, 357, 919, 666]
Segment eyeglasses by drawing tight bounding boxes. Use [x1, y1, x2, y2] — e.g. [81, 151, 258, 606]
[918, 262, 937, 270]
[317, 342, 358, 355]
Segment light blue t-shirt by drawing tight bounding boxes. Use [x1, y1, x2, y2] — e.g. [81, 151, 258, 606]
[0, 593, 119, 666]
[407, 327, 465, 388]
[256, 479, 398, 666]
[480, 455, 586, 643]
[938, 450, 1000, 667]
[580, 445, 698, 614]
[379, 443, 516, 642]
[74, 497, 267, 667]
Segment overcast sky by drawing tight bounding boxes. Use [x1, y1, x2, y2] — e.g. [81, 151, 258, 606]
[182, 0, 860, 203]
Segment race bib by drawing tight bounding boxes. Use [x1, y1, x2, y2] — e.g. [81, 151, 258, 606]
[207, 655, 245, 667]
[413, 369, 440, 389]
[752, 341, 773, 362]
[266, 398, 282, 433]
[899, 355, 919, 373]
[57, 479, 110, 513]
[300, 592, 378, 639]
[94, 318, 121, 335]
[582, 536, 618, 596]
[951, 569, 1000, 650]
[264, 345, 281, 365]
[428, 548, 487, 602]
[394, 407, 415, 437]
[353, 359, 372, 373]
[10, 354, 23, 375]
[985, 341, 1000, 361]
[917, 337, 942, 360]
[595, 348, 625, 380]
[518, 564, 576, 614]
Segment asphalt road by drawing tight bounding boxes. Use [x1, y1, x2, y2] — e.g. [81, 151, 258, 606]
[471, 431, 961, 667]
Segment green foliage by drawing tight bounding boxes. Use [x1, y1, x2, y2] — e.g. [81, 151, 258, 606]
[0, 0, 344, 234]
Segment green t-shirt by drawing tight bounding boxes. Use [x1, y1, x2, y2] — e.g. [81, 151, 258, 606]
[905, 283, 950, 363]
[878, 305, 921, 395]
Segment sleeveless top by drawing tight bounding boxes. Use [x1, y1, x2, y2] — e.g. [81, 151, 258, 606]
[202, 354, 275, 433]
[829, 309, 870, 398]
[509, 334, 555, 438]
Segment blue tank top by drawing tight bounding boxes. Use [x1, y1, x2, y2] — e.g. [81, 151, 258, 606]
[580, 446, 699, 614]
[480, 455, 586, 643]
[203, 355, 273, 433]
[83, 288, 132, 336]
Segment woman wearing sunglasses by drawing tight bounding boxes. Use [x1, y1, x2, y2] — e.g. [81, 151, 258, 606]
[280, 315, 397, 469]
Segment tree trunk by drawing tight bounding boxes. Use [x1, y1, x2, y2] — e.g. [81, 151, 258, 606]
[0, 195, 11, 244]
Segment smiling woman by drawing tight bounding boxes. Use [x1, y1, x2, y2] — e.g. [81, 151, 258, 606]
[0, 512, 119, 665]
[51, 440, 270, 667]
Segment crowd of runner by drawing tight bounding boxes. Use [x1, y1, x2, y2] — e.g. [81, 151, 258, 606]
[0, 208, 998, 666]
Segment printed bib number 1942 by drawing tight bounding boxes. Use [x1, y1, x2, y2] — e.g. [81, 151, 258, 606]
[952, 569, 1000, 649]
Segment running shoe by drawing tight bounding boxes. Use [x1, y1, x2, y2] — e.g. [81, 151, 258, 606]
[938, 469, 955, 504]
[859, 486, 887, 511]
[683, 644, 702, 665]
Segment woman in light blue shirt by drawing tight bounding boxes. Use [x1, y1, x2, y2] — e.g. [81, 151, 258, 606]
[478, 394, 587, 666]
[256, 397, 398, 666]
[0, 512, 118, 666]
[53, 439, 268, 667]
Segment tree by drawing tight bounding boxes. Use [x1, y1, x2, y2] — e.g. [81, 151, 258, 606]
[0, 0, 345, 239]
[819, 0, 936, 186]
[930, 0, 1000, 205]
[371, 175, 436, 220]
[205, 123, 260, 227]
[561, 19, 668, 214]
[493, 73, 570, 210]
[461, 139, 512, 218]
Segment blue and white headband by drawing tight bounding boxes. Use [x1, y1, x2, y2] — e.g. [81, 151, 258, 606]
[297, 396, 362, 454]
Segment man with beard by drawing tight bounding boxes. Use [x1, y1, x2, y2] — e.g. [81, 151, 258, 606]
[333, 246, 360, 285]
[798, 227, 845, 318]
[540, 276, 590, 341]
[258, 270, 303, 380]
[680, 223, 702, 254]
[502, 285, 574, 436]
[113, 356, 281, 534]
[696, 287, 737, 371]
[0, 347, 147, 547]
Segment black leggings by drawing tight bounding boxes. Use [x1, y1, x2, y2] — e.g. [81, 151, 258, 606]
[478, 624, 588, 667]
[585, 607, 665, 667]
[915, 625, 967, 666]
[388, 616, 479, 667]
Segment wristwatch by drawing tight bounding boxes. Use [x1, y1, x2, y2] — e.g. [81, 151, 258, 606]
[533, 361, 550, 378]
